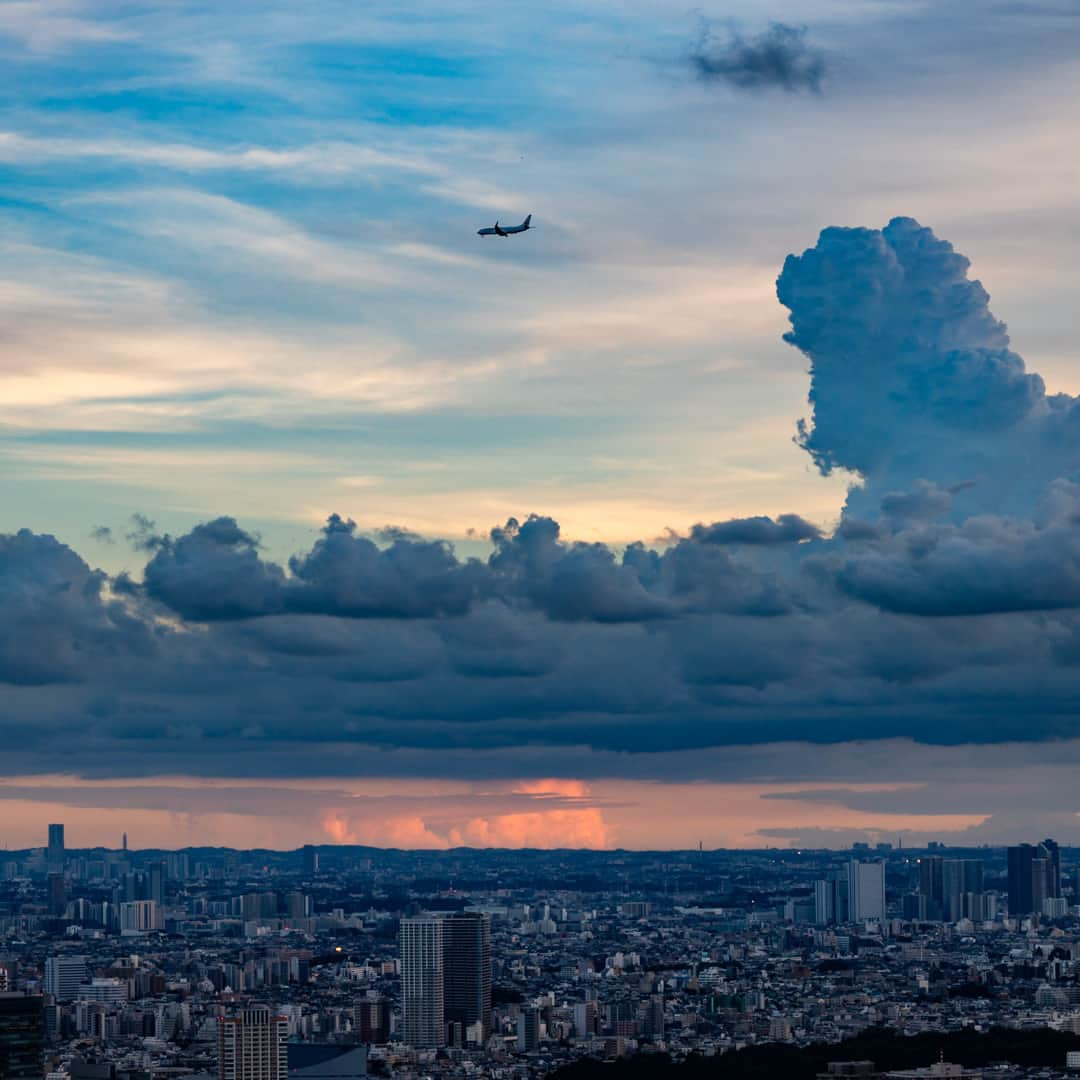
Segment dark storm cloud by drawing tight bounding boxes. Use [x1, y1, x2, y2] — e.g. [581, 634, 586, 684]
[689, 513, 821, 546]
[690, 22, 827, 94]
[7, 217, 1080, 780]
[0, 529, 154, 685]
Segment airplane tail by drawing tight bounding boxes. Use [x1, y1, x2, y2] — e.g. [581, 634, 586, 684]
[522, 214, 532, 228]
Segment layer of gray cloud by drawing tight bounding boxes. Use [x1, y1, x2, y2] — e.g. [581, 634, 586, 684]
[5, 218, 1080, 786]
[690, 21, 827, 94]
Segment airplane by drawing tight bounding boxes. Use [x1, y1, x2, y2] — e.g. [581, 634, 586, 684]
[477, 214, 532, 238]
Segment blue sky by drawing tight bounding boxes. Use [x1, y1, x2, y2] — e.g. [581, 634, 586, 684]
[3, 0, 1080, 848]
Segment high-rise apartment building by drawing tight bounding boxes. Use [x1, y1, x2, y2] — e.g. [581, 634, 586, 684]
[400, 917, 445, 1048]
[354, 999, 389, 1044]
[847, 860, 886, 922]
[119, 900, 161, 934]
[0, 994, 44, 1079]
[218, 1007, 288, 1080]
[44, 956, 88, 1002]
[443, 912, 492, 1041]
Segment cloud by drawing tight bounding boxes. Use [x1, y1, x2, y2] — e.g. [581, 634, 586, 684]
[778, 216, 1074, 518]
[5, 217, 1080, 802]
[689, 513, 821, 546]
[690, 22, 827, 94]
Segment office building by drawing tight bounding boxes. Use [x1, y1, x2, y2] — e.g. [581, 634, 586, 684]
[1008, 844, 1035, 916]
[443, 912, 492, 1040]
[918, 856, 944, 920]
[0, 994, 44, 1079]
[47, 872, 67, 917]
[1041, 838, 1062, 897]
[148, 861, 164, 905]
[400, 916, 445, 1048]
[516, 1007, 540, 1052]
[1008, 839, 1062, 916]
[218, 1007, 288, 1080]
[302, 845, 319, 877]
[941, 858, 983, 922]
[47, 824, 64, 868]
[847, 860, 886, 922]
[44, 956, 88, 1002]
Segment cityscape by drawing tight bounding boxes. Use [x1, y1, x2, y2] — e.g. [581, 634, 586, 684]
[4, 829, 1080, 1077]
[4, 0, 1080, 1078]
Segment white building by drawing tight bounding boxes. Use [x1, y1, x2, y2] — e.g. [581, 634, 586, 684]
[848, 860, 886, 922]
[75, 978, 128, 1004]
[120, 899, 161, 934]
[400, 916, 445, 1048]
[44, 955, 88, 1002]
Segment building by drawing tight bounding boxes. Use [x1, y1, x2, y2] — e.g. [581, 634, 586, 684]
[815, 873, 850, 925]
[941, 859, 983, 922]
[848, 860, 886, 922]
[443, 912, 492, 1041]
[119, 900, 161, 934]
[75, 979, 128, 1005]
[302, 845, 319, 877]
[516, 1007, 540, 1052]
[47, 823, 64, 867]
[353, 999, 389, 1044]
[0, 994, 44, 1079]
[48, 872, 67, 917]
[218, 1007, 288, 1080]
[287, 1044, 367, 1079]
[44, 956, 88, 1002]
[400, 916, 445, 1048]
[1008, 839, 1061, 916]
[1008, 844, 1035, 915]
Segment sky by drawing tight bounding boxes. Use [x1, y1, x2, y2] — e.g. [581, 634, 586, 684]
[3, 0, 1080, 850]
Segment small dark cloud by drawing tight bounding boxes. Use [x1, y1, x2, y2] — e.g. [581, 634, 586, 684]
[690, 21, 827, 94]
[90, 525, 115, 545]
[690, 513, 822, 546]
[126, 512, 161, 551]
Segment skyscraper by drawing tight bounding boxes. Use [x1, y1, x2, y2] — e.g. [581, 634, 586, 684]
[443, 912, 492, 1041]
[47, 824, 64, 868]
[400, 916, 445, 1048]
[941, 858, 983, 922]
[847, 860, 886, 922]
[218, 1007, 288, 1080]
[918, 855, 944, 920]
[0, 994, 44, 1079]
[1040, 838, 1061, 899]
[47, 873, 66, 917]
[302, 845, 319, 877]
[1008, 844, 1035, 916]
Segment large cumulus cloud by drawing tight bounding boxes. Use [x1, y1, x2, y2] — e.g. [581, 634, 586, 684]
[778, 216, 1080, 517]
[6, 217, 1080, 782]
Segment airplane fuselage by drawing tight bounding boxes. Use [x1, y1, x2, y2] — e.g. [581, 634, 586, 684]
[478, 214, 531, 237]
